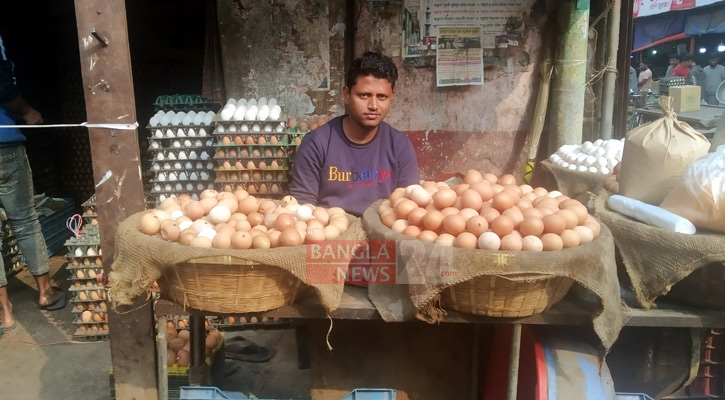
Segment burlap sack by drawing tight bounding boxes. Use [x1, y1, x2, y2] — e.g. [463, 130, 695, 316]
[539, 159, 608, 198]
[619, 96, 710, 205]
[593, 191, 725, 308]
[362, 200, 627, 352]
[108, 211, 366, 312]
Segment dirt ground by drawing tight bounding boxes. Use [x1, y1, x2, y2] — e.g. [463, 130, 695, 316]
[0, 255, 310, 400]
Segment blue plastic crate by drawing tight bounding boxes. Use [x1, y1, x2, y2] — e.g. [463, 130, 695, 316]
[179, 386, 247, 400]
[36, 198, 75, 256]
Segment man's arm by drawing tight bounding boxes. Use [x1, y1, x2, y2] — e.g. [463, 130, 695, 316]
[396, 135, 420, 187]
[289, 134, 323, 205]
[0, 59, 42, 125]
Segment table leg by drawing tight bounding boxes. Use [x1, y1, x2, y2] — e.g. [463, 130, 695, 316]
[157, 316, 169, 400]
[189, 315, 208, 386]
[507, 324, 522, 400]
[295, 323, 311, 370]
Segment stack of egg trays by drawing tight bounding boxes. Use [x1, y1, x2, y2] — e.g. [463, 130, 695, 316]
[0, 207, 24, 277]
[212, 117, 294, 196]
[64, 231, 108, 339]
[81, 194, 99, 228]
[147, 122, 216, 206]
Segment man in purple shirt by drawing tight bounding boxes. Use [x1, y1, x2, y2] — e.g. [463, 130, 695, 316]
[290, 52, 420, 216]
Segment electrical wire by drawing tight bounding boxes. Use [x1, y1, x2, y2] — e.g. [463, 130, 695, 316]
[0, 337, 107, 346]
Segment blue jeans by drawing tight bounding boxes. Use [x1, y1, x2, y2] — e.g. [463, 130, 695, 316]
[0, 145, 49, 287]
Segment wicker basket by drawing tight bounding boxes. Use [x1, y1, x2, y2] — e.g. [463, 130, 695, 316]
[158, 255, 303, 314]
[666, 263, 725, 310]
[441, 274, 574, 317]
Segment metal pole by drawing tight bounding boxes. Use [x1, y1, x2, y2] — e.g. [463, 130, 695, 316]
[157, 316, 169, 400]
[507, 324, 522, 400]
[549, 0, 591, 153]
[600, 0, 622, 140]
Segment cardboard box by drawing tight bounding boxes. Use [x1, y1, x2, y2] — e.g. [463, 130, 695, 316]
[669, 85, 701, 113]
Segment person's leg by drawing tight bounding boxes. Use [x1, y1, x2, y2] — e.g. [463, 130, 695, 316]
[0, 145, 59, 306]
[0, 245, 13, 328]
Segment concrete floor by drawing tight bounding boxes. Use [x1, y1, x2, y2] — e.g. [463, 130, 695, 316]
[0, 255, 310, 400]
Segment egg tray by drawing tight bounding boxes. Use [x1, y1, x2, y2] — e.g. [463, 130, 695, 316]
[149, 165, 216, 173]
[213, 174, 289, 185]
[72, 296, 107, 306]
[73, 329, 109, 339]
[64, 254, 103, 263]
[81, 195, 97, 208]
[150, 186, 215, 196]
[68, 281, 106, 292]
[64, 235, 101, 247]
[212, 133, 294, 145]
[74, 315, 108, 325]
[72, 304, 108, 314]
[149, 177, 215, 184]
[147, 123, 214, 132]
[69, 269, 102, 281]
[150, 153, 214, 163]
[147, 145, 215, 154]
[65, 264, 103, 274]
[212, 113, 286, 124]
[214, 180, 288, 193]
[214, 164, 290, 172]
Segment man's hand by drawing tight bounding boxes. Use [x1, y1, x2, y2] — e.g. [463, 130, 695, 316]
[22, 107, 43, 125]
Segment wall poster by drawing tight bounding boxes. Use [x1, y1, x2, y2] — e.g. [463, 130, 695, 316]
[436, 27, 484, 86]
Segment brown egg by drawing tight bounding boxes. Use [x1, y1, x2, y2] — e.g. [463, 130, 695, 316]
[179, 232, 196, 246]
[481, 206, 501, 223]
[566, 204, 590, 225]
[312, 208, 330, 225]
[460, 189, 483, 210]
[391, 219, 409, 233]
[191, 219, 212, 233]
[499, 174, 516, 186]
[541, 233, 564, 251]
[522, 235, 544, 252]
[190, 236, 213, 248]
[555, 209, 578, 230]
[160, 221, 181, 242]
[271, 213, 293, 231]
[176, 349, 190, 367]
[542, 214, 566, 235]
[406, 207, 427, 227]
[306, 228, 326, 242]
[140, 213, 161, 235]
[394, 199, 418, 220]
[500, 234, 523, 251]
[252, 234, 271, 249]
[560, 229, 580, 248]
[159, 197, 180, 210]
[432, 189, 457, 209]
[231, 231, 253, 249]
[464, 170, 484, 184]
[465, 215, 489, 236]
[517, 198, 533, 210]
[502, 207, 524, 229]
[212, 232, 232, 249]
[264, 230, 280, 247]
[389, 187, 406, 205]
[453, 183, 470, 196]
[199, 197, 218, 215]
[439, 207, 457, 217]
[234, 189, 250, 202]
[418, 230, 438, 243]
[458, 208, 479, 221]
[519, 217, 544, 237]
[491, 215, 514, 237]
[323, 225, 341, 239]
[532, 187, 549, 197]
[491, 192, 514, 213]
[442, 214, 466, 236]
[583, 216, 601, 238]
[483, 173, 498, 184]
[469, 182, 494, 203]
[279, 228, 302, 247]
[422, 210, 444, 232]
[454, 232, 478, 249]
[436, 233, 456, 247]
[403, 225, 422, 238]
[238, 197, 259, 214]
[573, 225, 594, 244]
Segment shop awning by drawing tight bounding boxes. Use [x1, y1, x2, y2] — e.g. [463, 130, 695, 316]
[631, 32, 690, 52]
[633, 13, 687, 50]
[685, 6, 725, 34]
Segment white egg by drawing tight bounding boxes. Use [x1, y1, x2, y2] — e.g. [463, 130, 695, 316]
[607, 159, 618, 170]
[233, 105, 247, 121]
[268, 98, 277, 107]
[576, 154, 588, 164]
[594, 147, 606, 157]
[584, 155, 596, 167]
[158, 172, 167, 181]
[186, 183, 194, 191]
[226, 98, 236, 105]
[594, 139, 603, 147]
[203, 114, 213, 125]
[269, 108, 281, 121]
[258, 97, 268, 107]
[216, 125, 225, 134]
[87, 247, 97, 256]
[179, 172, 188, 180]
[159, 115, 171, 126]
[577, 165, 588, 172]
[174, 183, 183, 191]
[173, 162, 183, 169]
[295, 205, 314, 221]
[163, 163, 171, 170]
[205, 140, 213, 147]
[182, 115, 193, 126]
[200, 172, 210, 180]
[185, 162, 194, 169]
[595, 157, 608, 169]
[275, 124, 284, 132]
[178, 152, 187, 160]
[599, 166, 610, 175]
[157, 153, 165, 161]
[176, 129, 186, 138]
[228, 124, 238, 133]
[200, 152, 210, 160]
[197, 183, 205, 191]
[169, 153, 178, 161]
[187, 128, 196, 137]
[153, 184, 162, 191]
[171, 115, 182, 125]
[240, 124, 249, 132]
[74, 248, 84, 257]
[244, 107, 258, 121]
[152, 163, 161, 171]
[159, 194, 167, 202]
[252, 123, 261, 132]
[188, 151, 197, 160]
[190, 172, 199, 180]
[166, 129, 175, 138]
[171, 210, 183, 220]
[151, 141, 160, 149]
[561, 161, 570, 168]
[547, 190, 563, 198]
[178, 220, 193, 231]
[257, 105, 270, 121]
[236, 98, 247, 107]
[150, 116, 160, 126]
[164, 183, 172, 191]
[172, 140, 181, 148]
[206, 162, 214, 169]
[154, 129, 163, 138]
[194, 140, 203, 147]
[191, 194, 199, 201]
[192, 113, 204, 126]
[263, 124, 273, 133]
[220, 107, 235, 121]
[588, 166, 598, 173]
[182, 139, 191, 147]
[199, 128, 207, 137]
[247, 98, 257, 107]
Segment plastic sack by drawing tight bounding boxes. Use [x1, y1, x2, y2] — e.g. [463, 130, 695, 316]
[660, 145, 725, 233]
[618, 96, 710, 205]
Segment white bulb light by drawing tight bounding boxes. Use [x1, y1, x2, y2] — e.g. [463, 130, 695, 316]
[699, 47, 707, 54]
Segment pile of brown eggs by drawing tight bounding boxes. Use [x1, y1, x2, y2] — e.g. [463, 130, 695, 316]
[139, 190, 349, 249]
[165, 324, 222, 368]
[378, 170, 601, 251]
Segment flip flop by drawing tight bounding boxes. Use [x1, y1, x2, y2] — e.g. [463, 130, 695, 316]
[224, 337, 276, 363]
[0, 322, 17, 336]
[40, 287, 66, 311]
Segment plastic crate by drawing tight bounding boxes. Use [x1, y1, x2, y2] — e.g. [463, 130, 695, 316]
[616, 394, 654, 400]
[36, 198, 75, 256]
[179, 386, 247, 399]
[341, 388, 397, 400]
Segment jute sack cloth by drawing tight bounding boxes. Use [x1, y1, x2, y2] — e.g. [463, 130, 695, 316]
[592, 191, 725, 309]
[539, 159, 608, 199]
[108, 211, 366, 312]
[362, 200, 627, 352]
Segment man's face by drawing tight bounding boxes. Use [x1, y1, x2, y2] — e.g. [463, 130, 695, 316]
[342, 75, 394, 131]
[710, 58, 719, 68]
[669, 58, 678, 66]
[639, 63, 646, 71]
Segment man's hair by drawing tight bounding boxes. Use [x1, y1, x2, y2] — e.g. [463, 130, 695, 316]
[710, 53, 721, 61]
[682, 54, 694, 62]
[640, 60, 650, 68]
[670, 54, 681, 62]
[345, 52, 398, 89]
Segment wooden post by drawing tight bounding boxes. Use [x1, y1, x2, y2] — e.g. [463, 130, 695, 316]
[73, 1, 159, 399]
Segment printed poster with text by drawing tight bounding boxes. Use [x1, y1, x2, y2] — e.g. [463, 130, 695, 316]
[436, 27, 483, 87]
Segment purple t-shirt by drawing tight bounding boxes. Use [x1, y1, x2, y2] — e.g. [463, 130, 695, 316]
[290, 116, 419, 216]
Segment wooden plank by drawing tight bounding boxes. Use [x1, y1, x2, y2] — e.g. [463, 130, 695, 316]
[155, 286, 725, 329]
[73, 1, 158, 399]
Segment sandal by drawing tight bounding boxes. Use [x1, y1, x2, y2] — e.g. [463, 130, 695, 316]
[40, 287, 66, 311]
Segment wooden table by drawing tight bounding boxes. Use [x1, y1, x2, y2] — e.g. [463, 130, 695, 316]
[634, 105, 724, 133]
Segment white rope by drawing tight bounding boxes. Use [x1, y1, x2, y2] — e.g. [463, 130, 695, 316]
[0, 122, 139, 130]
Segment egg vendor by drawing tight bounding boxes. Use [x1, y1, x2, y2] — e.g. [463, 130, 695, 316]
[0, 33, 66, 332]
[290, 52, 420, 217]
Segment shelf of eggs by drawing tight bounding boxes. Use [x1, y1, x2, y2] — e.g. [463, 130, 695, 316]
[66, 196, 108, 339]
[213, 97, 292, 196]
[147, 110, 217, 205]
[0, 207, 24, 277]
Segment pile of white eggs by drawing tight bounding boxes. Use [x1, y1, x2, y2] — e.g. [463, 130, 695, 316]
[149, 110, 215, 127]
[548, 139, 624, 175]
[219, 97, 282, 122]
